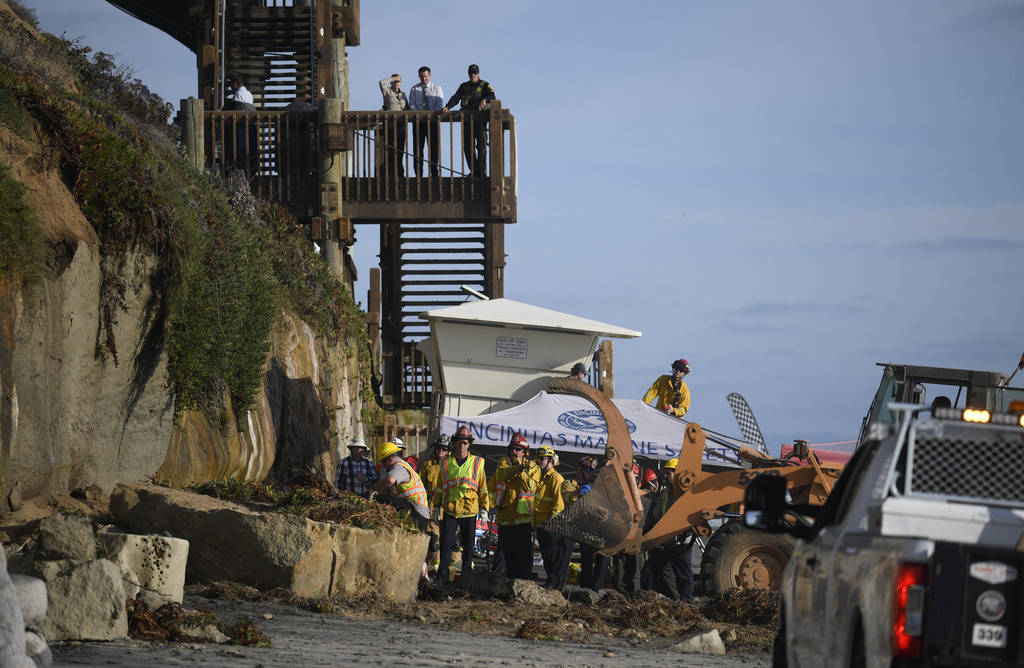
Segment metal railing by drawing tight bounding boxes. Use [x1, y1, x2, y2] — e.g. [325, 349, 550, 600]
[204, 109, 318, 218]
[339, 103, 516, 221]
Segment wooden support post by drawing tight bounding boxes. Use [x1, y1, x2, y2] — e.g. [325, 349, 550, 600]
[319, 99, 344, 280]
[178, 98, 205, 169]
[599, 340, 615, 397]
[379, 224, 403, 404]
[484, 222, 505, 298]
[315, 0, 333, 100]
[366, 267, 381, 374]
[488, 100, 504, 218]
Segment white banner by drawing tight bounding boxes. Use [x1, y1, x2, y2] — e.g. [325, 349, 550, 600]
[439, 392, 739, 467]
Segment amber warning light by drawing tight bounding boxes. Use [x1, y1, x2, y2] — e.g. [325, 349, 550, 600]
[934, 406, 1024, 427]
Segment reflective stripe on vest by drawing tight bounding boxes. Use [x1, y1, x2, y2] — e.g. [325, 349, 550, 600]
[390, 460, 428, 507]
[515, 489, 535, 516]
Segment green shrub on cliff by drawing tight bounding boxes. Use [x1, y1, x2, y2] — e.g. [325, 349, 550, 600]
[0, 39, 368, 420]
[0, 164, 45, 286]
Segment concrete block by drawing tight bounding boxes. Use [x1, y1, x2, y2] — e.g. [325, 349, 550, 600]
[98, 528, 188, 603]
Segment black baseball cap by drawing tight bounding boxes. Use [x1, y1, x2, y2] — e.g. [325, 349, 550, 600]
[468, 64, 480, 74]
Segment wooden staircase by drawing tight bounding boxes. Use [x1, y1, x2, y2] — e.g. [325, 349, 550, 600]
[224, 3, 315, 108]
[378, 222, 505, 408]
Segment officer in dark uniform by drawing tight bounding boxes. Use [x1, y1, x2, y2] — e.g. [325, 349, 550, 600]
[442, 64, 496, 177]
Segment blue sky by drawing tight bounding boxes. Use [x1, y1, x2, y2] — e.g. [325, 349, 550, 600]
[24, 0, 1024, 452]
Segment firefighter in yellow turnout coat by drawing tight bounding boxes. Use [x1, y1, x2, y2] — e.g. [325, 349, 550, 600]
[533, 446, 569, 590]
[433, 425, 490, 583]
[489, 433, 541, 579]
[643, 358, 692, 417]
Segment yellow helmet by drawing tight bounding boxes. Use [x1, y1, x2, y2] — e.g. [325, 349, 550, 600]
[377, 441, 402, 463]
[664, 458, 679, 470]
[536, 445, 556, 459]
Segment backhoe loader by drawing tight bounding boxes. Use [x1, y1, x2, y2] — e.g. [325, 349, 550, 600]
[542, 376, 843, 593]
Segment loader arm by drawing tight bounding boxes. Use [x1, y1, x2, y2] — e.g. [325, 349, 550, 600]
[541, 377, 646, 554]
[640, 465, 838, 550]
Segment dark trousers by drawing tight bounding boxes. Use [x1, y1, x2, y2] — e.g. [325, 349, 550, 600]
[613, 551, 643, 595]
[496, 523, 533, 579]
[413, 119, 440, 177]
[642, 543, 694, 600]
[579, 544, 610, 592]
[536, 528, 570, 590]
[462, 117, 487, 177]
[438, 513, 476, 583]
[384, 122, 406, 177]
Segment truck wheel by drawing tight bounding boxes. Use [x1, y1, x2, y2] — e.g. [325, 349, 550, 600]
[699, 519, 796, 594]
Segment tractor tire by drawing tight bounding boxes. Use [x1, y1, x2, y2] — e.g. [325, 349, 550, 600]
[699, 519, 796, 594]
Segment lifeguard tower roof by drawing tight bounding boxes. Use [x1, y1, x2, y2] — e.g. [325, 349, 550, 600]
[420, 298, 641, 338]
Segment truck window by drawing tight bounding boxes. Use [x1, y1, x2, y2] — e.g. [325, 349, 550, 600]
[811, 439, 879, 532]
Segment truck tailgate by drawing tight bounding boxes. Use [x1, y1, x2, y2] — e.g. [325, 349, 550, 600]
[927, 542, 1024, 666]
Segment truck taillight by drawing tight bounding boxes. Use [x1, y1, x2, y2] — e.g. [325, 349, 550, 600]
[893, 562, 927, 657]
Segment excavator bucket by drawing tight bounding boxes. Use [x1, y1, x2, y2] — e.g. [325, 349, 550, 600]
[542, 462, 637, 551]
[540, 377, 645, 554]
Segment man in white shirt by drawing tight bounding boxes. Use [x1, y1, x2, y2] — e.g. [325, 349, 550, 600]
[408, 66, 444, 178]
[227, 75, 254, 107]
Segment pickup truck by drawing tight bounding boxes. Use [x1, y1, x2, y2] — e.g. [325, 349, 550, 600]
[745, 402, 1024, 668]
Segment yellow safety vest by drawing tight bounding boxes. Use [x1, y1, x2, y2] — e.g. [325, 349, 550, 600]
[438, 455, 487, 517]
[388, 459, 428, 508]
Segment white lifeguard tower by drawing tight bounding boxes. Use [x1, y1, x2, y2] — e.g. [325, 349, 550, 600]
[418, 298, 641, 420]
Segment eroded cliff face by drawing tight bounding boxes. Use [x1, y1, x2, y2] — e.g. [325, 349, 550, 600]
[157, 312, 363, 487]
[0, 114, 362, 502]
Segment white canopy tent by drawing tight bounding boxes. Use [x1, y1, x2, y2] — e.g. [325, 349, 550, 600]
[439, 391, 746, 468]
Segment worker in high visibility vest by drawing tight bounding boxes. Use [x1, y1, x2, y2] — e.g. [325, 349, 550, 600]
[433, 425, 490, 584]
[419, 433, 450, 576]
[490, 433, 541, 579]
[372, 441, 430, 532]
[533, 446, 568, 590]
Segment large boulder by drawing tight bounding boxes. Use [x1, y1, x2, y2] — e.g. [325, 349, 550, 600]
[332, 525, 429, 601]
[36, 514, 96, 561]
[0, 546, 30, 667]
[97, 527, 188, 603]
[34, 559, 127, 641]
[110, 483, 428, 602]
